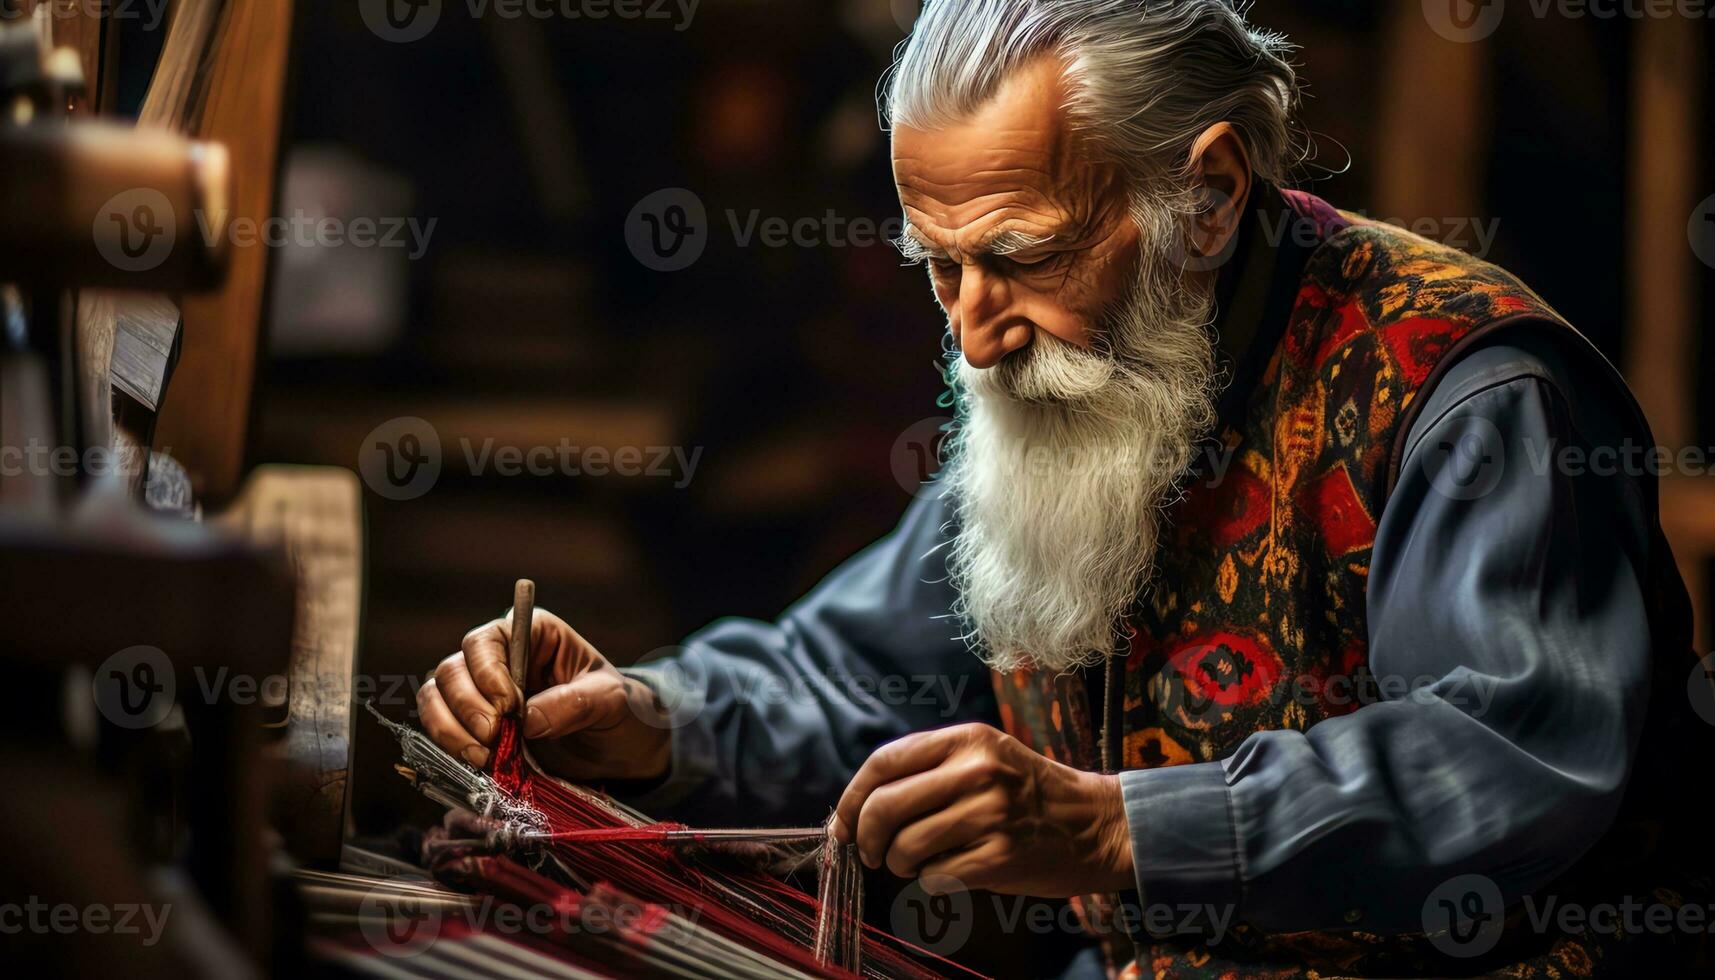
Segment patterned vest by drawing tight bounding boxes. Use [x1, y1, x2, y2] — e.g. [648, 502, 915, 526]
[988, 191, 1669, 977]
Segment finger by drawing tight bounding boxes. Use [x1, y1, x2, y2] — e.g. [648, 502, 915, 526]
[852, 757, 985, 870]
[884, 788, 1005, 878]
[528, 611, 608, 690]
[461, 618, 520, 715]
[523, 670, 629, 740]
[919, 836, 1008, 895]
[417, 678, 488, 768]
[834, 726, 973, 846]
[435, 653, 497, 745]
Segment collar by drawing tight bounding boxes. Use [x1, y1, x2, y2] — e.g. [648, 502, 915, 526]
[1206, 183, 1323, 436]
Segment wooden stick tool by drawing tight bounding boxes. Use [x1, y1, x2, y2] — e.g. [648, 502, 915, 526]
[508, 578, 535, 723]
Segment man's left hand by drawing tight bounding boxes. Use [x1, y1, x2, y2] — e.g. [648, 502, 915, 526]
[831, 723, 1133, 897]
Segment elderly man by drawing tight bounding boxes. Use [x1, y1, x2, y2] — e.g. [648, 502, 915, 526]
[419, 2, 1705, 976]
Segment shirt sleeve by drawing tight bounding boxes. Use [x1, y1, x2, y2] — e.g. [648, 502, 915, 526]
[615, 488, 997, 826]
[1118, 347, 1657, 933]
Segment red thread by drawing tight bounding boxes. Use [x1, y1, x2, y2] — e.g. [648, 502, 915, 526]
[453, 717, 983, 978]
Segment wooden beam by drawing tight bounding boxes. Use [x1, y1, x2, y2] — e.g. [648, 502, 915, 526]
[1373, 5, 1489, 230]
[153, 0, 295, 504]
[1626, 15, 1706, 649]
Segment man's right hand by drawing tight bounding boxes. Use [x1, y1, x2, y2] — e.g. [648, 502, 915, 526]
[416, 609, 672, 782]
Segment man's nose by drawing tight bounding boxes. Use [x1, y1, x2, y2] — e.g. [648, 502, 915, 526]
[955, 265, 1031, 369]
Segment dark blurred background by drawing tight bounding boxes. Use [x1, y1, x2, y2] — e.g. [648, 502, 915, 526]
[212, 1, 1712, 842]
[8, 1, 1711, 976]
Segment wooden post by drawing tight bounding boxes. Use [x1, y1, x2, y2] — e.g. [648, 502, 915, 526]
[1373, 4, 1490, 232]
[1626, 15, 1707, 651]
[152, 0, 295, 504]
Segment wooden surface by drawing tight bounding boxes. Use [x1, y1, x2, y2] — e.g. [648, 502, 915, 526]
[0, 510, 295, 954]
[110, 293, 180, 410]
[214, 464, 364, 866]
[154, 0, 295, 505]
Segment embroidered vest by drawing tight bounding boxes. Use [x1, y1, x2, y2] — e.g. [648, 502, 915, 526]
[989, 191, 1636, 976]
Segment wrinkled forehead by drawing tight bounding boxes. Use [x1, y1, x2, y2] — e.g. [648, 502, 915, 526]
[890, 58, 1112, 254]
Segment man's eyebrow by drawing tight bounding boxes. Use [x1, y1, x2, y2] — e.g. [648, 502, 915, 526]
[894, 222, 949, 261]
[976, 228, 1056, 256]
[895, 222, 1057, 262]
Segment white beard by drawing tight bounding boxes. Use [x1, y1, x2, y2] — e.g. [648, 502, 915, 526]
[944, 203, 1219, 674]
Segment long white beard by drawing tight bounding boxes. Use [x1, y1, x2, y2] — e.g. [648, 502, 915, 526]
[944, 205, 1219, 674]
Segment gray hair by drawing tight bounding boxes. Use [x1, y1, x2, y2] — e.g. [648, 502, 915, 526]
[881, 1, 1301, 190]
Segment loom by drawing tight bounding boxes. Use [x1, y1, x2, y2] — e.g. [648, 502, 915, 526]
[354, 580, 984, 980]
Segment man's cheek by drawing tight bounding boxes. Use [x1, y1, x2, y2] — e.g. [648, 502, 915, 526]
[1033, 271, 1111, 346]
[933, 280, 958, 319]
[1026, 299, 1097, 349]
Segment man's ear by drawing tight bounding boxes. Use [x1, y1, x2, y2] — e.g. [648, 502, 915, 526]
[1186, 122, 1253, 259]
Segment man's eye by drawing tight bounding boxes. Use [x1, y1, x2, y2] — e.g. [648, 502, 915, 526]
[1004, 252, 1059, 270]
[929, 258, 960, 277]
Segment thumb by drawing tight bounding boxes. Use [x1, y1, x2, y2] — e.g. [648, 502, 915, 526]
[523, 671, 629, 739]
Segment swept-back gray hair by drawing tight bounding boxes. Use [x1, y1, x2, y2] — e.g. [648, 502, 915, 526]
[882, 0, 1301, 189]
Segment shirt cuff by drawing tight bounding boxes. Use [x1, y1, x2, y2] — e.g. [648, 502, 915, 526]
[605, 664, 716, 814]
[1120, 762, 1242, 932]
